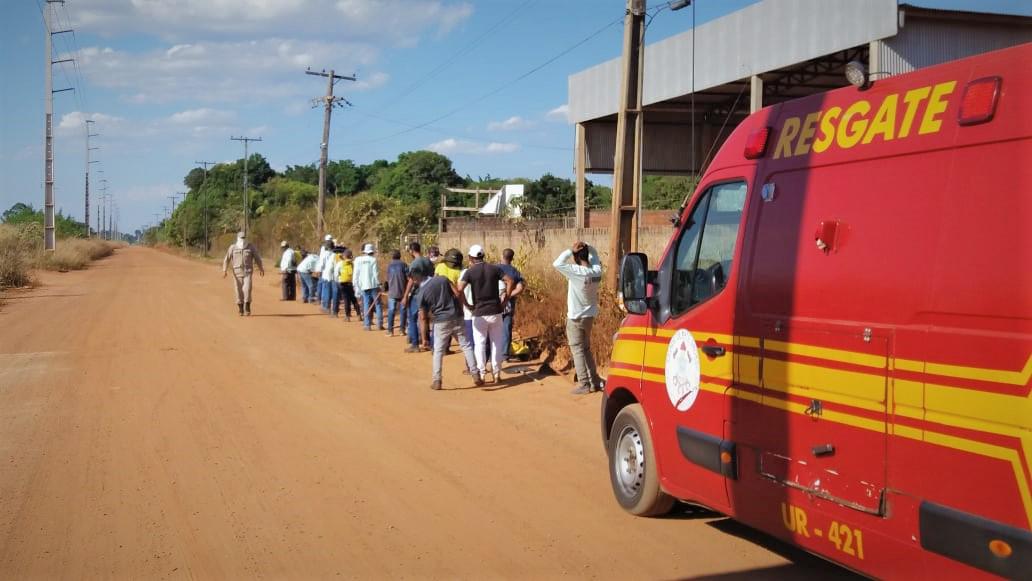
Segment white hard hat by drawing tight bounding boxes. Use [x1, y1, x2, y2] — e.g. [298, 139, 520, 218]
[362, 243, 375, 254]
[324, 234, 333, 241]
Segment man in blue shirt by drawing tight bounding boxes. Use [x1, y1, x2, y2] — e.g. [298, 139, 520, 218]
[496, 248, 526, 363]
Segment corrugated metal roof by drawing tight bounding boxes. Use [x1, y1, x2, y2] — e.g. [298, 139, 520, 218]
[879, 16, 1032, 75]
[569, 0, 898, 123]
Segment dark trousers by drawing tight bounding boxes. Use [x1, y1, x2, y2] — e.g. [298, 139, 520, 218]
[501, 303, 516, 358]
[340, 283, 358, 317]
[281, 272, 296, 300]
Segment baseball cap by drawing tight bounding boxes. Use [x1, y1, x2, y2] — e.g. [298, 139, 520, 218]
[237, 231, 246, 239]
[468, 244, 484, 258]
[280, 240, 288, 247]
[362, 243, 375, 254]
[324, 234, 333, 241]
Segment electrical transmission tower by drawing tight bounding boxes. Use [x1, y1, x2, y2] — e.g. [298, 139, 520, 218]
[85, 119, 99, 238]
[305, 67, 355, 242]
[230, 136, 263, 236]
[43, 0, 75, 251]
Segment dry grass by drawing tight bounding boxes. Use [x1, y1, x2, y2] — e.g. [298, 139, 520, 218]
[36, 238, 119, 271]
[0, 223, 120, 292]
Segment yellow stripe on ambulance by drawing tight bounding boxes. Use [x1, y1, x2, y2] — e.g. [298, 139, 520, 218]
[773, 81, 957, 159]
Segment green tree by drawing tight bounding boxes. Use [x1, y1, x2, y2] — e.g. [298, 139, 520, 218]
[373, 150, 463, 208]
[283, 164, 319, 185]
[641, 175, 696, 210]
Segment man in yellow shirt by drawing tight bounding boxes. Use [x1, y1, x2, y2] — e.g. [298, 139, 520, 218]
[435, 248, 463, 284]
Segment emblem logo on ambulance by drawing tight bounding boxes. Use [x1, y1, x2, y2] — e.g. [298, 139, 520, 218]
[665, 329, 701, 412]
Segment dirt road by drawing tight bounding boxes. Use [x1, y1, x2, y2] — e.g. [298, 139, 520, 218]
[0, 247, 852, 579]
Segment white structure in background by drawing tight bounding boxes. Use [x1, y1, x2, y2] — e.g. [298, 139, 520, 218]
[479, 184, 525, 219]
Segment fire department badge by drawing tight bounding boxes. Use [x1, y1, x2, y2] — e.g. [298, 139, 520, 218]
[665, 329, 701, 412]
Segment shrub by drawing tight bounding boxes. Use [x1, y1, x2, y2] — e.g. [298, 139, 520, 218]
[37, 239, 117, 271]
[0, 224, 33, 288]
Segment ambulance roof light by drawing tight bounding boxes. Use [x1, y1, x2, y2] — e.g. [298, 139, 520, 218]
[744, 127, 770, 159]
[958, 76, 1001, 126]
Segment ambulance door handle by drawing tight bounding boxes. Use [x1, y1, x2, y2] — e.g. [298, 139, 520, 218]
[701, 344, 726, 358]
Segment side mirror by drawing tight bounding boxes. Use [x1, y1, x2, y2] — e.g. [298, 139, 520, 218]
[620, 252, 649, 315]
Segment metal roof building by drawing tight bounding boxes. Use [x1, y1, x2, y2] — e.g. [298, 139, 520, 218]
[567, 0, 1032, 212]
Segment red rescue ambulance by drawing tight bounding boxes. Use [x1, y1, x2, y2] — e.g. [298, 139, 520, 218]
[605, 43, 1031, 579]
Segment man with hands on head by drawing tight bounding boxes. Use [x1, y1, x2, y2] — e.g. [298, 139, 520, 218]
[553, 241, 602, 394]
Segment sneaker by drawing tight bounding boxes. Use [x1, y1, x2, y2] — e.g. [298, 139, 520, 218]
[483, 371, 495, 384]
[363, 326, 371, 331]
[570, 385, 592, 395]
[430, 380, 442, 391]
[345, 316, 352, 322]
[473, 374, 485, 387]
[378, 325, 386, 332]
[385, 330, 393, 337]
[405, 346, 421, 353]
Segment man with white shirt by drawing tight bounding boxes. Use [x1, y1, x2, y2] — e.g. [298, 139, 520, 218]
[279, 241, 297, 301]
[296, 249, 318, 303]
[316, 235, 334, 312]
[553, 241, 602, 395]
[352, 243, 383, 331]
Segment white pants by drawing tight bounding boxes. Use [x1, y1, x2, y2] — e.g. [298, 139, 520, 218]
[472, 314, 504, 376]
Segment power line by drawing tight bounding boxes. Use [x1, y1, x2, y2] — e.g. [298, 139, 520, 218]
[347, 0, 536, 134]
[344, 13, 624, 147]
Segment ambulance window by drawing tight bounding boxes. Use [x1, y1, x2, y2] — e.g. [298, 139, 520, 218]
[670, 181, 747, 316]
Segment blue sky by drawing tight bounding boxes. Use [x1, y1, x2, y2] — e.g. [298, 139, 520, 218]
[2, 0, 1028, 232]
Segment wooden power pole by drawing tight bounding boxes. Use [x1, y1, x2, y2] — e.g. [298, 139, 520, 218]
[305, 68, 355, 242]
[607, 0, 647, 288]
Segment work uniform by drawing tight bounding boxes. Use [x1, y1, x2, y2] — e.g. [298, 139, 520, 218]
[223, 242, 264, 311]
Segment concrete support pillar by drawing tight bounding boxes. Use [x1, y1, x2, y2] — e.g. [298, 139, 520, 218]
[869, 40, 882, 77]
[750, 74, 763, 113]
[574, 122, 587, 229]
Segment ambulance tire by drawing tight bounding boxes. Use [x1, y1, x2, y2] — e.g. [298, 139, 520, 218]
[607, 404, 675, 517]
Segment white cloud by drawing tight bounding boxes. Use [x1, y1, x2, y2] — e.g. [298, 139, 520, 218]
[427, 138, 519, 155]
[56, 111, 126, 133]
[76, 39, 384, 105]
[487, 116, 533, 131]
[70, 0, 473, 44]
[167, 108, 236, 126]
[546, 103, 570, 123]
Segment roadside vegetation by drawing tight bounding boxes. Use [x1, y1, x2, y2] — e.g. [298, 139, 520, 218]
[0, 206, 120, 293]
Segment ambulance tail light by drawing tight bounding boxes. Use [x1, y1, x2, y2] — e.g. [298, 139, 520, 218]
[958, 76, 1001, 126]
[743, 127, 770, 159]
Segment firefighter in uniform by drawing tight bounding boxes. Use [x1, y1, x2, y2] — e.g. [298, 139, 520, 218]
[222, 231, 265, 316]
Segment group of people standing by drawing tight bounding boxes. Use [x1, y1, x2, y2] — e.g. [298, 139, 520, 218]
[227, 231, 603, 395]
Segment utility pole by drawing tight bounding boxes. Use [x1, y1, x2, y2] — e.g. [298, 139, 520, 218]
[305, 68, 355, 242]
[43, 0, 74, 251]
[607, 0, 647, 288]
[85, 120, 99, 238]
[230, 136, 262, 236]
[168, 193, 179, 214]
[196, 161, 217, 255]
[107, 197, 114, 241]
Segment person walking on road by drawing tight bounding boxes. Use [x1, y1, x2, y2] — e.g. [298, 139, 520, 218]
[497, 248, 526, 362]
[296, 249, 318, 303]
[416, 273, 483, 390]
[222, 231, 265, 316]
[458, 245, 513, 383]
[279, 241, 298, 301]
[553, 241, 603, 394]
[385, 250, 409, 336]
[402, 242, 433, 353]
[353, 243, 383, 331]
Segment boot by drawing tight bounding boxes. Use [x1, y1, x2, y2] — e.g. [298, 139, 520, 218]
[238, 303, 244, 316]
[244, 302, 251, 316]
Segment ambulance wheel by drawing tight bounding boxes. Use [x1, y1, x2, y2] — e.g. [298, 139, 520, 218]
[607, 404, 675, 517]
